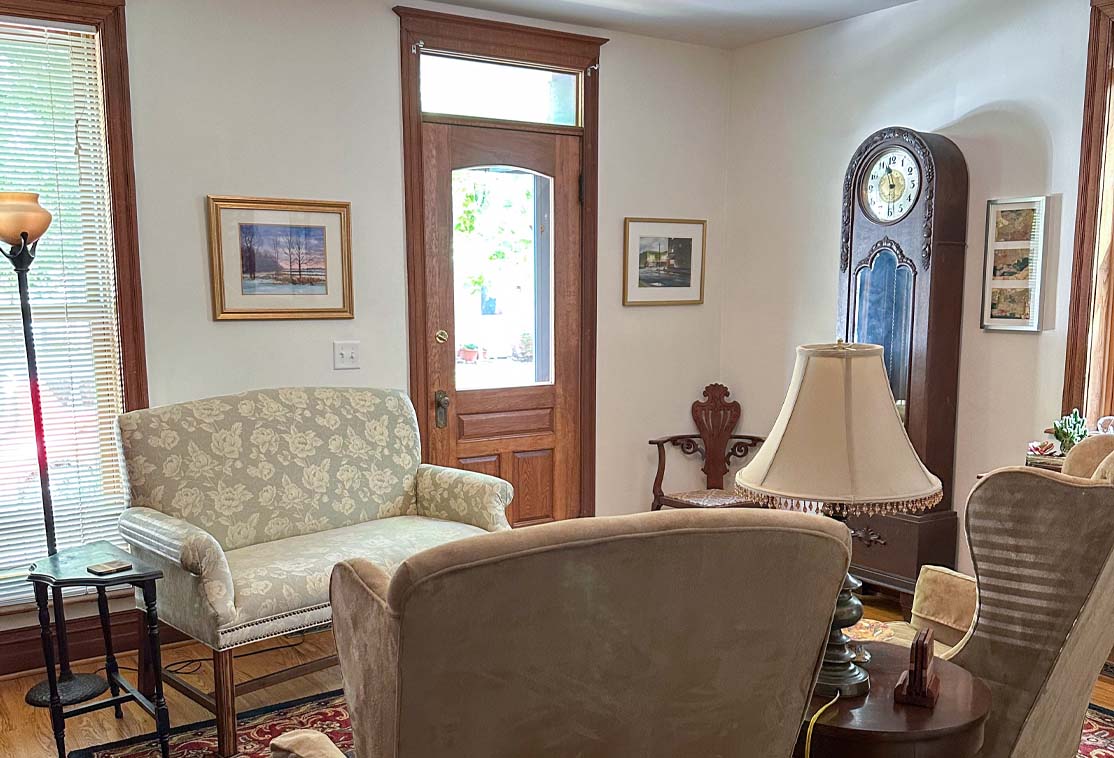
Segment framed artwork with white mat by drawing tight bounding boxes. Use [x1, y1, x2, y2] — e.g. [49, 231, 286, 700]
[622, 217, 706, 306]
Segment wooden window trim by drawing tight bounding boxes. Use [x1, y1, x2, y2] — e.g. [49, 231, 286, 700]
[0, 0, 147, 676]
[0, 0, 148, 411]
[1064, 1, 1114, 416]
[394, 6, 604, 517]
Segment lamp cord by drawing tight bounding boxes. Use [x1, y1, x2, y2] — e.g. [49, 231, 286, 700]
[804, 692, 840, 758]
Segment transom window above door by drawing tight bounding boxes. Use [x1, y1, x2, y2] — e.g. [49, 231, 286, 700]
[419, 52, 581, 127]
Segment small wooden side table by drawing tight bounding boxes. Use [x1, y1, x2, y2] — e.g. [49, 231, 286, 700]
[794, 642, 991, 758]
[28, 541, 170, 758]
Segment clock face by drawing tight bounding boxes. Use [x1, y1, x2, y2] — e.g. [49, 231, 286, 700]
[861, 147, 921, 223]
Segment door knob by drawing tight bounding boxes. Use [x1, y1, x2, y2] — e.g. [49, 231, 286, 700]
[435, 390, 450, 428]
[435, 329, 449, 344]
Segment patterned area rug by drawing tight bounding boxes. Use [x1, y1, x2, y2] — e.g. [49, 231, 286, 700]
[69, 690, 351, 758]
[70, 688, 1114, 757]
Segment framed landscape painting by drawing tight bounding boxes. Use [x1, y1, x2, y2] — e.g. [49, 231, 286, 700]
[207, 195, 353, 320]
[623, 217, 706, 306]
[980, 196, 1046, 332]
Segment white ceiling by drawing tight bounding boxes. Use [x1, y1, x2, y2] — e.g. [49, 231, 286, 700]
[433, 0, 917, 49]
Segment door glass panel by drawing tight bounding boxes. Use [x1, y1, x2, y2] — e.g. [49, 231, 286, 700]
[452, 166, 554, 390]
[421, 53, 579, 126]
[853, 249, 914, 421]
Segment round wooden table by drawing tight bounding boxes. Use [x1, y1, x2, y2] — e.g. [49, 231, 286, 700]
[794, 642, 991, 758]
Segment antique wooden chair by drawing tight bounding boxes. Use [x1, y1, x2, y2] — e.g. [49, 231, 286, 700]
[649, 384, 764, 510]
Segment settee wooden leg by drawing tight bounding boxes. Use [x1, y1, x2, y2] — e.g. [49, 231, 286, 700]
[213, 649, 237, 757]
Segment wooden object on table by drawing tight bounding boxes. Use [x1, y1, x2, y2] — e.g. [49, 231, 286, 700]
[894, 628, 940, 708]
[837, 126, 969, 601]
[648, 383, 763, 510]
[1025, 453, 1065, 472]
[27, 541, 169, 758]
[795, 642, 990, 758]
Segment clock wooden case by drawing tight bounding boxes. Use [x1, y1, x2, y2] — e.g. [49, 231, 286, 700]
[837, 126, 969, 600]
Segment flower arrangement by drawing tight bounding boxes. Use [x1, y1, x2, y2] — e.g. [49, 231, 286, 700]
[1027, 440, 1056, 456]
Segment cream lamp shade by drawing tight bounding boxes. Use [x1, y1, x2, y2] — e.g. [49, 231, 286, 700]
[736, 342, 941, 517]
[0, 192, 52, 246]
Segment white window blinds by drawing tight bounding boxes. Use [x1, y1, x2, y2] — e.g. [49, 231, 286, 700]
[0, 20, 126, 605]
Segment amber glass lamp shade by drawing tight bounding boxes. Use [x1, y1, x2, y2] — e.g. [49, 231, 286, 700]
[0, 192, 53, 246]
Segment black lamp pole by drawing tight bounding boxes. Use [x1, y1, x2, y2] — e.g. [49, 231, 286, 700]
[3, 232, 108, 707]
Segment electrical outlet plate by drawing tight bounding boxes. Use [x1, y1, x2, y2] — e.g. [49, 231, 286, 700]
[333, 340, 360, 370]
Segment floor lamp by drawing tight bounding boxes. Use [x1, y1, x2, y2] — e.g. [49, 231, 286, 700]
[0, 192, 109, 706]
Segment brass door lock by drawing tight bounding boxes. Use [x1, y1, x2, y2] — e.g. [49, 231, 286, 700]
[435, 390, 450, 428]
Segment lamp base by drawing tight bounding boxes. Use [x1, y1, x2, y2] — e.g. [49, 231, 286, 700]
[25, 672, 109, 707]
[814, 571, 871, 699]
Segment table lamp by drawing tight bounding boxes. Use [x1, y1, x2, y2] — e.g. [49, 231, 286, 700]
[736, 342, 941, 698]
[1, 192, 109, 706]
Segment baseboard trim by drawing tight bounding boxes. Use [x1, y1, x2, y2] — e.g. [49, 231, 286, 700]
[0, 608, 187, 679]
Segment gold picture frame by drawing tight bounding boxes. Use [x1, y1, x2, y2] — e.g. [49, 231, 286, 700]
[623, 217, 707, 306]
[207, 195, 353, 320]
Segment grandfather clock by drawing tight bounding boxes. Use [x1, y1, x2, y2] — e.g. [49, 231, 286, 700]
[837, 126, 969, 603]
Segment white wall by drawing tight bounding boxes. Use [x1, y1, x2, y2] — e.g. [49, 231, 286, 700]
[125, 0, 732, 517]
[127, 0, 411, 400]
[594, 36, 732, 514]
[127, 0, 1092, 548]
[721, 0, 1090, 572]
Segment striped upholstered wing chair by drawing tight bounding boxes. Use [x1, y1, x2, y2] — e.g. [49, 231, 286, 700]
[116, 387, 513, 758]
[875, 465, 1114, 758]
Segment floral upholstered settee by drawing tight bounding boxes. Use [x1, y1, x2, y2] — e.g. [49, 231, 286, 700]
[116, 387, 513, 757]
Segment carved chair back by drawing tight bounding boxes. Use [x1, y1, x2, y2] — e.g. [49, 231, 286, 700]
[648, 384, 763, 510]
[692, 384, 741, 489]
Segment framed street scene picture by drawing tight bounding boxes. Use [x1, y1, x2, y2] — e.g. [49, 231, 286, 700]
[981, 196, 1046, 332]
[623, 217, 706, 306]
[207, 195, 353, 320]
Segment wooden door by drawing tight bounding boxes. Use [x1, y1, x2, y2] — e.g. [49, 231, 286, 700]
[421, 123, 581, 526]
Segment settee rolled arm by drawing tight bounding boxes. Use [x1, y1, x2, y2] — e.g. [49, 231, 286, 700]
[415, 464, 514, 532]
[118, 507, 236, 623]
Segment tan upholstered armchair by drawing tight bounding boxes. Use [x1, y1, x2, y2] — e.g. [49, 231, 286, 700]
[875, 464, 1114, 758]
[116, 387, 513, 758]
[270, 508, 852, 758]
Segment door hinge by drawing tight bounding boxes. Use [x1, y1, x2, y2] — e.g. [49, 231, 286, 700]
[578, 174, 583, 204]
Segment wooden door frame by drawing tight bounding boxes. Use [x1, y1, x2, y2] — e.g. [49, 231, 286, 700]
[1063, 1, 1114, 415]
[394, 6, 606, 518]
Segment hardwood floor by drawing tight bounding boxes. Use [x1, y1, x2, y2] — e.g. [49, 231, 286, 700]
[0, 597, 1111, 757]
[0, 631, 341, 758]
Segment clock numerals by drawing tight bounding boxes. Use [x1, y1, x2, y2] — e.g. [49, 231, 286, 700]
[861, 147, 920, 223]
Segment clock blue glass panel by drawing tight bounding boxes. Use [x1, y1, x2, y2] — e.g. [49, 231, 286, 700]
[853, 249, 914, 411]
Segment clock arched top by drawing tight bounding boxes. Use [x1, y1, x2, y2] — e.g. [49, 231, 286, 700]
[840, 127, 937, 273]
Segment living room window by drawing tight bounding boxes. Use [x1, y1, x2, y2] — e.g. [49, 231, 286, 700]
[0, 15, 145, 606]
